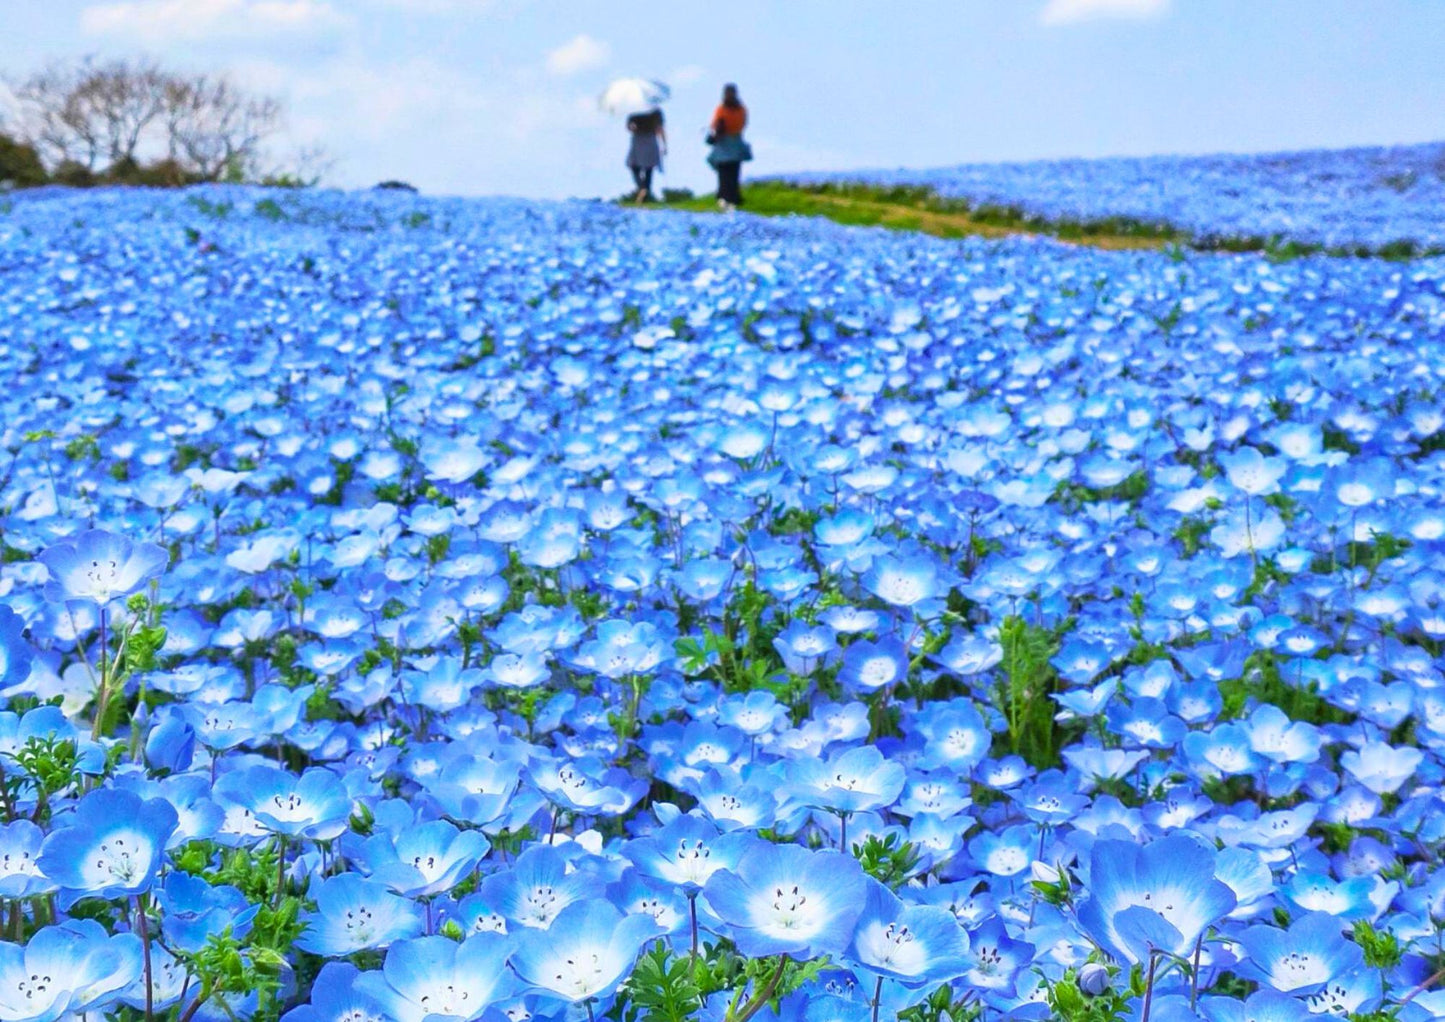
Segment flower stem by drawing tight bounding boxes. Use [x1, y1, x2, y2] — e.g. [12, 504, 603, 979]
[91, 607, 109, 740]
[135, 894, 154, 1022]
[1189, 935, 1203, 1009]
[275, 836, 287, 905]
[177, 984, 212, 1022]
[731, 955, 789, 1022]
[1142, 950, 1161, 1022]
[870, 975, 884, 1022]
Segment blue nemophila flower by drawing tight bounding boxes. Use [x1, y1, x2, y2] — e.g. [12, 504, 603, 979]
[0, 822, 51, 899]
[772, 621, 838, 676]
[478, 843, 587, 929]
[38, 788, 178, 898]
[845, 878, 970, 988]
[297, 873, 424, 955]
[510, 898, 660, 1005]
[1200, 989, 1313, 1022]
[0, 922, 142, 1022]
[703, 842, 867, 958]
[1241, 704, 1322, 765]
[422, 754, 521, 827]
[399, 658, 483, 714]
[1076, 834, 1236, 965]
[349, 819, 489, 898]
[478, 651, 550, 691]
[1012, 781, 1088, 826]
[837, 638, 909, 695]
[528, 754, 647, 815]
[1053, 637, 1114, 685]
[1218, 446, 1287, 496]
[144, 713, 198, 774]
[1339, 740, 1422, 795]
[1234, 912, 1364, 994]
[717, 690, 787, 737]
[213, 765, 352, 841]
[967, 824, 1037, 878]
[609, 872, 691, 936]
[815, 508, 875, 547]
[355, 932, 513, 1022]
[1278, 871, 1376, 921]
[38, 529, 168, 607]
[280, 962, 392, 1022]
[961, 916, 1034, 996]
[690, 767, 778, 831]
[624, 814, 751, 891]
[573, 619, 669, 678]
[916, 702, 991, 773]
[0, 606, 33, 689]
[156, 872, 259, 952]
[861, 554, 938, 609]
[1182, 723, 1260, 778]
[786, 745, 906, 817]
[1105, 697, 1186, 750]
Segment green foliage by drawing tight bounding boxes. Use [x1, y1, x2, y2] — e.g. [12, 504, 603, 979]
[211, 844, 283, 903]
[10, 735, 81, 819]
[63, 434, 101, 462]
[0, 133, 47, 188]
[623, 942, 704, 1022]
[1217, 650, 1347, 726]
[177, 925, 294, 1022]
[1030, 862, 1075, 908]
[897, 983, 980, 1022]
[1352, 920, 1402, 970]
[1053, 470, 1150, 507]
[1172, 514, 1211, 557]
[853, 832, 921, 889]
[1046, 969, 1128, 1022]
[187, 196, 234, 220]
[426, 534, 452, 564]
[996, 615, 1063, 767]
[254, 198, 288, 221]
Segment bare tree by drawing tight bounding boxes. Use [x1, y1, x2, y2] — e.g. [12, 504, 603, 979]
[13, 61, 105, 170]
[9, 58, 302, 184]
[86, 59, 168, 167]
[162, 73, 282, 181]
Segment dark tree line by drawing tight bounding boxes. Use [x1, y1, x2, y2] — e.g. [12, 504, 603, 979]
[1, 57, 327, 189]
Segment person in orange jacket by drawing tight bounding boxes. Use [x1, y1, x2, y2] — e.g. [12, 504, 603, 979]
[706, 84, 752, 210]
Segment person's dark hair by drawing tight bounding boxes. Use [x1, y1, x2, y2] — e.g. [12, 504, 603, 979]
[627, 109, 664, 134]
[722, 84, 742, 109]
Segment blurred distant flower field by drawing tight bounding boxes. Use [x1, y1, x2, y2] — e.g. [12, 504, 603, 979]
[0, 181, 1444, 1022]
[783, 142, 1445, 255]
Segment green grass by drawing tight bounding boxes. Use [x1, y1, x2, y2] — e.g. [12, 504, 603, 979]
[636, 180, 1441, 259]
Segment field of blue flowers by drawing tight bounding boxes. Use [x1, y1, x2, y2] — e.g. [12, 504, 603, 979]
[784, 143, 1445, 253]
[1, 182, 1444, 1022]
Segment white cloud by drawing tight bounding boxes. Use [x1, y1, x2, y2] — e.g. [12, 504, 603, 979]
[80, 0, 345, 42]
[545, 34, 610, 76]
[1039, 0, 1169, 26]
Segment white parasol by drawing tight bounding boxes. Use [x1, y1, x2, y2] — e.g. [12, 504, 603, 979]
[598, 77, 671, 116]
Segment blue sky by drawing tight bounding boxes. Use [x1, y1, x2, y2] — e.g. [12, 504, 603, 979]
[3, 0, 1443, 198]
